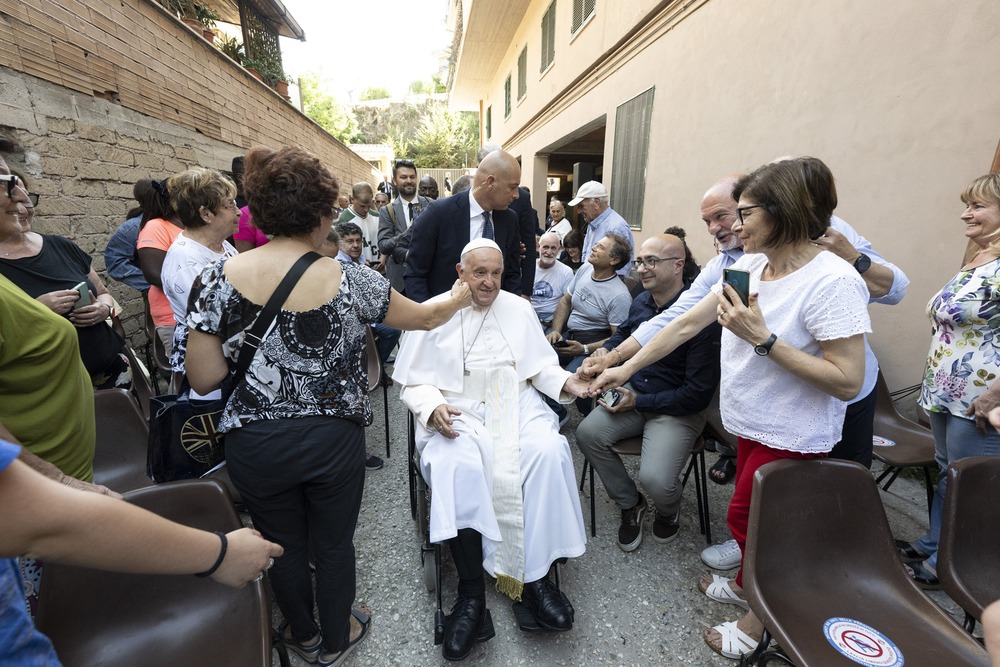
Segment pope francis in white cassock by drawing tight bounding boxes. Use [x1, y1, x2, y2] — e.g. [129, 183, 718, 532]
[392, 238, 589, 660]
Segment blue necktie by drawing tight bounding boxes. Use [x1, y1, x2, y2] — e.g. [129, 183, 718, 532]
[482, 211, 494, 240]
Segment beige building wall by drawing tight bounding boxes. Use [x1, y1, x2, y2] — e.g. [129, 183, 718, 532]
[460, 0, 1000, 389]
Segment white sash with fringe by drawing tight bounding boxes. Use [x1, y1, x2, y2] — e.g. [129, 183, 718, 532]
[463, 366, 525, 600]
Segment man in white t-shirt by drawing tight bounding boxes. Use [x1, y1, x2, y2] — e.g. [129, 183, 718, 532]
[532, 232, 574, 330]
[337, 182, 384, 271]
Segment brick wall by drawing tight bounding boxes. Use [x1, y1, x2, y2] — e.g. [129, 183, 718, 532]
[0, 0, 377, 347]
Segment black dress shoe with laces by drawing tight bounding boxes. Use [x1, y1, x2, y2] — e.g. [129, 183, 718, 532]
[443, 596, 493, 661]
[521, 577, 573, 631]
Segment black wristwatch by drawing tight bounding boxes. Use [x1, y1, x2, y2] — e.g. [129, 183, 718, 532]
[853, 253, 871, 274]
[754, 333, 778, 356]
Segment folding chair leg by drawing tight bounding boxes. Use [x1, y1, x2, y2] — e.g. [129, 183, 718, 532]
[272, 627, 291, 667]
[588, 462, 597, 537]
[695, 450, 712, 544]
[579, 460, 588, 493]
[383, 383, 390, 458]
[876, 467, 902, 491]
[964, 612, 976, 634]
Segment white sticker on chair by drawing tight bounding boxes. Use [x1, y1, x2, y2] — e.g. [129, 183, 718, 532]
[823, 617, 904, 667]
[872, 435, 896, 447]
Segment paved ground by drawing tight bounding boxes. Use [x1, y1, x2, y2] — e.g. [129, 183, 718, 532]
[266, 385, 971, 666]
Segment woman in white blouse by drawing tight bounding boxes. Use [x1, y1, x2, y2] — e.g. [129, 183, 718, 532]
[588, 158, 871, 660]
[161, 168, 239, 389]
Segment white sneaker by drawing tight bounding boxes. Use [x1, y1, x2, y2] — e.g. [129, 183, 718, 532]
[701, 539, 742, 570]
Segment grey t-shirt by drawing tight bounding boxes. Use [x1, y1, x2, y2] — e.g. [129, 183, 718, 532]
[565, 263, 631, 332]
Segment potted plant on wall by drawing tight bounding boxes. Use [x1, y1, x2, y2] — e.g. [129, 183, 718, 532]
[241, 57, 266, 83]
[217, 35, 244, 65]
[194, 4, 220, 42]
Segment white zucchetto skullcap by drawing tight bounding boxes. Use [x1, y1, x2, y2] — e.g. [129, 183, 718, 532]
[460, 238, 502, 259]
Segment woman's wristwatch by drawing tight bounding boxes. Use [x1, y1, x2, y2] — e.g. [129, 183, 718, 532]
[754, 333, 778, 356]
[583, 344, 590, 355]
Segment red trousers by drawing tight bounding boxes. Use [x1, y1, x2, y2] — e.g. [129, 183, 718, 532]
[729, 437, 826, 588]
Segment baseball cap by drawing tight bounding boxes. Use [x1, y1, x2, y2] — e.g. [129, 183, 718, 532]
[568, 181, 608, 206]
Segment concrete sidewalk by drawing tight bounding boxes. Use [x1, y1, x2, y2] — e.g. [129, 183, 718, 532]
[269, 387, 969, 666]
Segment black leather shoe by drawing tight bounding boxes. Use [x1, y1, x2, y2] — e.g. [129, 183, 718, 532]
[895, 539, 930, 562]
[522, 577, 573, 631]
[442, 596, 491, 661]
[907, 562, 941, 590]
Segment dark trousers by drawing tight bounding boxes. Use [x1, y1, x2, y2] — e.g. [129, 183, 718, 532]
[829, 384, 877, 469]
[225, 416, 366, 653]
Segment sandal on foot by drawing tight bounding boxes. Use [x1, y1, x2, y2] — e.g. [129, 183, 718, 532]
[700, 574, 750, 611]
[704, 620, 759, 660]
[279, 621, 322, 664]
[709, 457, 737, 485]
[318, 608, 372, 666]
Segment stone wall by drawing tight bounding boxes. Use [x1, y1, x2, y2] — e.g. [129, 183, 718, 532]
[0, 0, 378, 348]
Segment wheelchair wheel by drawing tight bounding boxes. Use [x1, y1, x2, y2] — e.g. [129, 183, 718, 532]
[415, 478, 430, 538]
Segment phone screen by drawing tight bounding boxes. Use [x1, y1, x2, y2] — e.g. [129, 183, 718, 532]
[722, 269, 750, 307]
[601, 389, 621, 407]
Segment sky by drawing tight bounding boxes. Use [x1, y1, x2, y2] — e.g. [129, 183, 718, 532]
[277, 0, 453, 103]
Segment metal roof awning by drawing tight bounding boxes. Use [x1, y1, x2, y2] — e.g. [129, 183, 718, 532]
[203, 0, 305, 40]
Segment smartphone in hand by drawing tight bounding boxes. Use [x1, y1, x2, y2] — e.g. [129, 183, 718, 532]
[601, 388, 622, 408]
[722, 268, 750, 307]
[72, 281, 91, 309]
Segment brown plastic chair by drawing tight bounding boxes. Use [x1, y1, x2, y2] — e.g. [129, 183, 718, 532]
[143, 297, 171, 395]
[35, 479, 275, 667]
[121, 340, 154, 418]
[871, 371, 936, 516]
[740, 458, 989, 666]
[703, 386, 739, 455]
[938, 455, 1000, 633]
[92, 388, 153, 493]
[580, 434, 711, 544]
[365, 325, 391, 458]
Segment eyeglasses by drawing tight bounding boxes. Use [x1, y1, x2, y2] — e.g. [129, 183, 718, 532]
[0, 174, 21, 198]
[632, 256, 680, 269]
[26, 192, 40, 208]
[736, 205, 767, 224]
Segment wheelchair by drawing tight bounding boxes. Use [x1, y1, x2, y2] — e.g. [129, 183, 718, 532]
[406, 411, 575, 645]
[407, 412, 448, 644]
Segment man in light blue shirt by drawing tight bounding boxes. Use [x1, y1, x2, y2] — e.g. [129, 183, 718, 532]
[569, 181, 635, 278]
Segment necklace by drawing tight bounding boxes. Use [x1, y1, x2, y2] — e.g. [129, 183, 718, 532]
[461, 306, 492, 375]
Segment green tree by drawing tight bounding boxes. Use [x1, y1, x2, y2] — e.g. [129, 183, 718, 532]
[299, 74, 358, 143]
[409, 105, 479, 167]
[351, 98, 479, 168]
[359, 86, 391, 101]
[408, 80, 429, 95]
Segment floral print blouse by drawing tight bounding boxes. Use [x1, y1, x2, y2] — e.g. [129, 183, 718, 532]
[187, 258, 391, 432]
[919, 258, 1000, 418]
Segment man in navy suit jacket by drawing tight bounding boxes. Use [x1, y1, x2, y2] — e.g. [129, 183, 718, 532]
[404, 151, 523, 302]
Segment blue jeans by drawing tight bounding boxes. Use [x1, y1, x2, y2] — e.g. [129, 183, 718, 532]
[372, 323, 400, 364]
[914, 410, 1000, 569]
